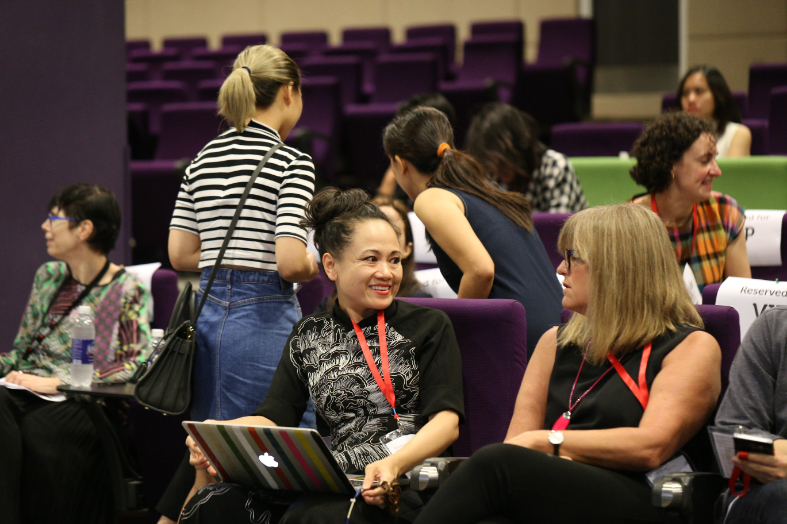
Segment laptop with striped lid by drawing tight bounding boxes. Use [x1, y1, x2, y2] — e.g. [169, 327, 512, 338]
[182, 421, 359, 495]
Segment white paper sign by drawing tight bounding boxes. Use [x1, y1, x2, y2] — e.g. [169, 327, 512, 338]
[408, 212, 437, 264]
[414, 268, 457, 299]
[715, 277, 787, 339]
[0, 378, 66, 402]
[126, 262, 161, 319]
[744, 210, 784, 267]
[683, 264, 702, 305]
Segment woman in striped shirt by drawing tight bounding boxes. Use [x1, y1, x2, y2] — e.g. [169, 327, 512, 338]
[168, 44, 319, 426]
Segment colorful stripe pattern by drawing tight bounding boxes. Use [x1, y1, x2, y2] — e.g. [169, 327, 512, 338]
[185, 423, 354, 495]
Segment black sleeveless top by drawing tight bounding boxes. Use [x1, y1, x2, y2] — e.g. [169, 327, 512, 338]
[426, 188, 563, 350]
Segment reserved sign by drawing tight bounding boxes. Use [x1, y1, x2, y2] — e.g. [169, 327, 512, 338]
[414, 267, 457, 299]
[743, 210, 785, 267]
[408, 212, 438, 264]
[715, 277, 787, 338]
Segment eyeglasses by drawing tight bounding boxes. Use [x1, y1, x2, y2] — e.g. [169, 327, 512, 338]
[564, 249, 580, 271]
[48, 215, 76, 228]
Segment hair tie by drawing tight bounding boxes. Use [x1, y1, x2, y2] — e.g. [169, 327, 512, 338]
[241, 66, 251, 75]
[437, 143, 451, 158]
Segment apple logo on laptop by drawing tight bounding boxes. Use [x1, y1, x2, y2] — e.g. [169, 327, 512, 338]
[258, 452, 279, 468]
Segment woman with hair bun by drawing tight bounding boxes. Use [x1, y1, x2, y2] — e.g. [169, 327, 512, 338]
[678, 65, 751, 157]
[384, 107, 563, 349]
[180, 187, 464, 524]
[168, 44, 319, 425]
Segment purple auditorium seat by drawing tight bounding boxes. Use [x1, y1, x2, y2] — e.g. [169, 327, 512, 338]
[151, 268, 179, 330]
[281, 31, 328, 55]
[126, 63, 150, 84]
[221, 33, 267, 48]
[702, 283, 720, 305]
[470, 20, 524, 62]
[536, 18, 595, 105]
[438, 79, 499, 147]
[390, 38, 450, 80]
[126, 39, 150, 56]
[742, 118, 770, 155]
[457, 35, 520, 89]
[161, 61, 218, 100]
[371, 53, 438, 104]
[399, 298, 528, 456]
[127, 81, 189, 135]
[127, 103, 155, 160]
[130, 160, 184, 265]
[128, 48, 181, 80]
[286, 77, 341, 181]
[162, 37, 208, 60]
[325, 42, 379, 97]
[550, 122, 644, 157]
[562, 305, 740, 394]
[278, 42, 310, 64]
[343, 27, 391, 51]
[531, 213, 573, 269]
[191, 48, 240, 76]
[296, 268, 333, 316]
[662, 90, 749, 118]
[406, 24, 456, 68]
[511, 63, 582, 126]
[748, 63, 787, 119]
[156, 102, 224, 160]
[768, 86, 787, 155]
[300, 55, 362, 106]
[342, 103, 398, 188]
[196, 78, 224, 102]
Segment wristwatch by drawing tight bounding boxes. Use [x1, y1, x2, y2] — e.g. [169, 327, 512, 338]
[548, 430, 564, 456]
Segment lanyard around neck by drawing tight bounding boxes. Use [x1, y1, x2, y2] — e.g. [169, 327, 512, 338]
[651, 194, 698, 263]
[351, 310, 398, 420]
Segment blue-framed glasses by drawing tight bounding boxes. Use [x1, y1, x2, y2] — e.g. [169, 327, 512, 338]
[48, 215, 76, 228]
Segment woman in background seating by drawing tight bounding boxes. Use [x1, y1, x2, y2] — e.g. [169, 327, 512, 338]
[465, 102, 587, 213]
[384, 106, 563, 351]
[630, 112, 750, 290]
[413, 204, 721, 524]
[678, 65, 751, 157]
[0, 183, 151, 524]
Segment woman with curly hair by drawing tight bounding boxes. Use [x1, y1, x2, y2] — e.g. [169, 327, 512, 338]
[678, 65, 751, 157]
[630, 112, 750, 289]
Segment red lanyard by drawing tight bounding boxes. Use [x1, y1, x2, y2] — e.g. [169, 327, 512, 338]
[651, 194, 698, 263]
[729, 465, 751, 497]
[351, 310, 398, 420]
[552, 342, 652, 431]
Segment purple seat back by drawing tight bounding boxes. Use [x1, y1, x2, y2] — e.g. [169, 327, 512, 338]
[511, 63, 581, 126]
[130, 160, 183, 264]
[324, 42, 379, 96]
[126, 81, 189, 135]
[768, 86, 787, 155]
[438, 79, 498, 147]
[300, 55, 362, 106]
[126, 63, 150, 83]
[161, 61, 218, 100]
[550, 122, 644, 157]
[458, 35, 520, 86]
[196, 78, 225, 102]
[702, 283, 721, 305]
[748, 63, 787, 119]
[281, 31, 328, 55]
[163, 37, 208, 60]
[371, 53, 438, 103]
[342, 103, 398, 188]
[406, 24, 456, 65]
[470, 20, 524, 62]
[126, 39, 150, 56]
[561, 305, 740, 394]
[191, 48, 240, 75]
[399, 298, 528, 456]
[279, 43, 311, 64]
[390, 38, 450, 80]
[537, 18, 595, 94]
[151, 268, 179, 330]
[662, 91, 749, 118]
[156, 102, 224, 160]
[749, 213, 787, 280]
[343, 27, 391, 50]
[532, 212, 573, 269]
[287, 77, 341, 180]
[296, 269, 333, 316]
[221, 33, 267, 48]
[128, 48, 182, 80]
[742, 118, 770, 155]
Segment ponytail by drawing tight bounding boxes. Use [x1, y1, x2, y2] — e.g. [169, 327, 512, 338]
[383, 107, 533, 231]
[218, 44, 301, 133]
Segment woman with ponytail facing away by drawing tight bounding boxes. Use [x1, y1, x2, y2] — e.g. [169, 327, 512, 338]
[383, 107, 563, 349]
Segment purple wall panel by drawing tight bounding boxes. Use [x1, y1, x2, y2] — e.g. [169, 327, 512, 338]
[0, 0, 127, 348]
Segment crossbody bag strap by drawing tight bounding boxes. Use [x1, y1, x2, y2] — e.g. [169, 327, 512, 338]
[192, 142, 284, 325]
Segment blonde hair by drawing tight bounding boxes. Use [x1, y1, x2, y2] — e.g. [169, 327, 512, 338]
[557, 204, 702, 364]
[217, 45, 301, 133]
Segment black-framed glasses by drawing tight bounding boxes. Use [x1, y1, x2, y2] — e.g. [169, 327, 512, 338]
[564, 249, 578, 271]
[48, 215, 76, 228]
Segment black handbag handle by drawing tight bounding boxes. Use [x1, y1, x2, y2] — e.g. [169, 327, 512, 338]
[192, 142, 284, 325]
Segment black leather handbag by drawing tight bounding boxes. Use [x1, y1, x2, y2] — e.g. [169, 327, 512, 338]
[133, 142, 283, 415]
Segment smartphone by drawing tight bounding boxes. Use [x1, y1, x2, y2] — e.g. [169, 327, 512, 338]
[733, 432, 774, 455]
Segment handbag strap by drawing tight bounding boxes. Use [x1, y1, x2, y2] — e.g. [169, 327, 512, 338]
[192, 142, 284, 325]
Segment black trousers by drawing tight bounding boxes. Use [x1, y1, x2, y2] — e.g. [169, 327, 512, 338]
[0, 387, 113, 524]
[413, 443, 667, 524]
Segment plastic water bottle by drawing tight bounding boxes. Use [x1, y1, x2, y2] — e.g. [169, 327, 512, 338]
[149, 328, 165, 363]
[70, 305, 95, 387]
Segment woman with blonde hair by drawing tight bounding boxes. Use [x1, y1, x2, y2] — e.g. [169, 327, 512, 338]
[159, 44, 318, 523]
[413, 204, 722, 524]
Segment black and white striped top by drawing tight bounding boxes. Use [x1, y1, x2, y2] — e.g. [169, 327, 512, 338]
[169, 120, 315, 270]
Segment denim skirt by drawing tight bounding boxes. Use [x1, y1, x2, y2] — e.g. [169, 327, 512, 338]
[191, 268, 315, 427]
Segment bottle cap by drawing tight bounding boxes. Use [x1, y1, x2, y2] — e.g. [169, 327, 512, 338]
[78, 305, 92, 316]
[152, 328, 165, 338]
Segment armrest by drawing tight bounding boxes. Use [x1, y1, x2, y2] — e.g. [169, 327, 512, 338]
[408, 457, 467, 491]
[652, 472, 726, 523]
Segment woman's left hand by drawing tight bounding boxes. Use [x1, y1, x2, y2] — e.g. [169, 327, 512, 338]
[362, 456, 398, 509]
[3, 371, 62, 395]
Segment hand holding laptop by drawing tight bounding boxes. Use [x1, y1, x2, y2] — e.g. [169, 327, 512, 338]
[187, 433, 217, 477]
